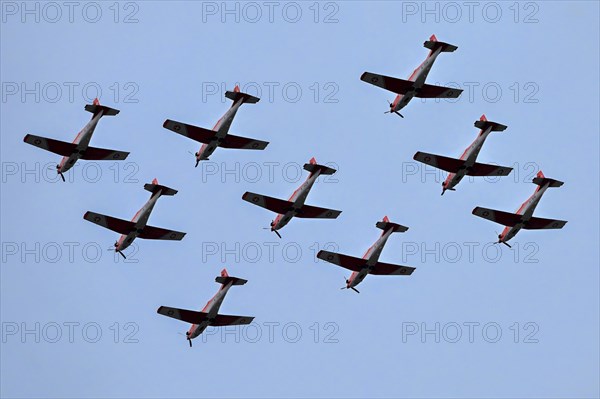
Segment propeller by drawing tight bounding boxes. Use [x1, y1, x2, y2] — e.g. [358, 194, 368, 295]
[188, 150, 200, 168]
[263, 222, 282, 238]
[494, 231, 512, 248]
[384, 99, 404, 118]
[178, 332, 193, 347]
[109, 241, 126, 259]
[55, 165, 65, 182]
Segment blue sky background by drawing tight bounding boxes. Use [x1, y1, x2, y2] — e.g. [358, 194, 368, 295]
[1, 1, 599, 398]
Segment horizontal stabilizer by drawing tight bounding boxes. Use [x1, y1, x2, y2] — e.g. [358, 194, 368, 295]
[375, 218, 409, 233]
[23, 134, 76, 157]
[423, 35, 458, 52]
[215, 275, 248, 285]
[474, 117, 507, 132]
[303, 157, 336, 175]
[225, 90, 260, 104]
[144, 179, 178, 196]
[83, 211, 135, 234]
[532, 175, 564, 188]
[84, 98, 119, 116]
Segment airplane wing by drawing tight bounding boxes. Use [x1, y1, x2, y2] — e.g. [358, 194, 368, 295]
[83, 211, 135, 234]
[317, 250, 366, 272]
[157, 306, 207, 324]
[242, 192, 294, 214]
[81, 146, 130, 161]
[23, 134, 76, 156]
[413, 151, 465, 173]
[163, 119, 216, 144]
[212, 314, 255, 326]
[360, 72, 414, 95]
[138, 225, 186, 240]
[296, 204, 342, 219]
[370, 261, 416, 275]
[466, 162, 513, 177]
[472, 207, 522, 227]
[524, 217, 568, 230]
[414, 83, 463, 99]
[219, 134, 269, 150]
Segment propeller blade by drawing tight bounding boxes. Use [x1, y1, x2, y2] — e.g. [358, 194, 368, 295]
[394, 111, 404, 118]
[117, 250, 126, 259]
[58, 172, 65, 182]
[188, 338, 192, 347]
[351, 287, 360, 294]
[501, 241, 512, 248]
[274, 230, 282, 239]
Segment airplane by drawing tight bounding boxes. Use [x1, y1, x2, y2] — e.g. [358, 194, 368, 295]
[317, 216, 415, 293]
[241, 157, 342, 238]
[83, 178, 186, 258]
[413, 114, 513, 195]
[472, 171, 567, 247]
[163, 85, 269, 167]
[360, 34, 463, 117]
[23, 98, 129, 181]
[157, 268, 254, 347]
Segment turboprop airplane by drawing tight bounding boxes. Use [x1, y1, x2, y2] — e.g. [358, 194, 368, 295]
[472, 171, 567, 247]
[413, 115, 513, 195]
[241, 157, 342, 238]
[317, 216, 415, 293]
[23, 98, 129, 181]
[83, 178, 186, 258]
[157, 268, 254, 347]
[163, 85, 269, 167]
[360, 34, 463, 117]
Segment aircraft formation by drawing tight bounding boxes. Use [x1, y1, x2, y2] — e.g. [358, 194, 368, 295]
[22, 35, 567, 346]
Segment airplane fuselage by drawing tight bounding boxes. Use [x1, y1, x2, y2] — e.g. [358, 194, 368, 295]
[115, 190, 162, 252]
[271, 169, 322, 232]
[391, 47, 442, 113]
[196, 99, 243, 162]
[58, 111, 103, 174]
[187, 281, 233, 339]
[443, 126, 493, 192]
[499, 183, 549, 243]
[346, 229, 393, 289]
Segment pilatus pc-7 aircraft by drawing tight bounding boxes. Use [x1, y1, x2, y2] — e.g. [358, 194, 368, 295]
[83, 179, 186, 258]
[242, 157, 342, 238]
[157, 269, 254, 347]
[23, 98, 129, 181]
[413, 115, 513, 195]
[317, 216, 415, 293]
[361, 35, 463, 117]
[163, 85, 269, 166]
[472, 171, 567, 247]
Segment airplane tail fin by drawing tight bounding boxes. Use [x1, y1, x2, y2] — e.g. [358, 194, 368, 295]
[225, 85, 260, 104]
[303, 157, 336, 175]
[375, 216, 409, 233]
[84, 98, 120, 117]
[474, 114, 507, 132]
[532, 171, 564, 188]
[423, 34, 458, 53]
[215, 268, 248, 286]
[143, 178, 178, 196]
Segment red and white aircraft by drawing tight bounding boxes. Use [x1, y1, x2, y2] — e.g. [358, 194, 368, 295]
[360, 35, 463, 117]
[414, 115, 513, 195]
[163, 85, 269, 167]
[157, 268, 254, 347]
[23, 98, 129, 181]
[317, 216, 415, 293]
[83, 178, 186, 258]
[242, 157, 342, 238]
[472, 171, 567, 247]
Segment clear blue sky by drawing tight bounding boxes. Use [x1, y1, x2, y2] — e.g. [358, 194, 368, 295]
[1, 1, 598, 398]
